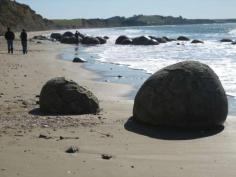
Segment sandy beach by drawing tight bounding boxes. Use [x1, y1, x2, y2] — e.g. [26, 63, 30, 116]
[0, 31, 236, 177]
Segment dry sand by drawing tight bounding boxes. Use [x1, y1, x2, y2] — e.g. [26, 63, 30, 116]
[0, 32, 236, 177]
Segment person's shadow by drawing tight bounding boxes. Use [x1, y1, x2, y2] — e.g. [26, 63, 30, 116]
[124, 117, 224, 140]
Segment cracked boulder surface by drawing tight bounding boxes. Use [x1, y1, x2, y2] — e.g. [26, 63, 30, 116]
[133, 61, 228, 128]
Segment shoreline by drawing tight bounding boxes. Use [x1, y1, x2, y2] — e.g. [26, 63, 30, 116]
[1, 31, 236, 177]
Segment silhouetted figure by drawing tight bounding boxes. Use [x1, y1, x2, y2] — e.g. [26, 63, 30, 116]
[75, 31, 79, 44]
[20, 29, 28, 54]
[4, 27, 15, 54]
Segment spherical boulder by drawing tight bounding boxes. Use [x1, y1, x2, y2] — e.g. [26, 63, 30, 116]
[177, 36, 190, 41]
[191, 39, 204, 44]
[133, 61, 228, 128]
[50, 33, 62, 41]
[40, 77, 100, 115]
[115, 35, 130, 44]
[132, 36, 159, 45]
[62, 31, 74, 38]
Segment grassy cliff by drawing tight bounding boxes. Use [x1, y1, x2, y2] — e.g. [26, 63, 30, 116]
[0, 0, 54, 34]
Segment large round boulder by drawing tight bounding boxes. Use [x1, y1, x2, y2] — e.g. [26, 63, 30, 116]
[177, 36, 190, 41]
[50, 33, 62, 41]
[115, 35, 130, 44]
[82, 36, 100, 45]
[132, 36, 159, 45]
[40, 77, 100, 115]
[133, 61, 228, 128]
[62, 31, 74, 38]
[121, 39, 133, 45]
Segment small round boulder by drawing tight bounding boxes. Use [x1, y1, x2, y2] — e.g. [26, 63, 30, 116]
[40, 77, 100, 115]
[133, 61, 228, 128]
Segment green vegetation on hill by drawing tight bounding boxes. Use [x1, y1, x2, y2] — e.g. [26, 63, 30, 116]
[53, 15, 217, 29]
[0, 0, 53, 34]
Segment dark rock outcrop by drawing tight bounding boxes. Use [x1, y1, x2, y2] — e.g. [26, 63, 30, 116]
[82, 36, 100, 45]
[177, 36, 190, 41]
[121, 39, 133, 45]
[232, 41, 236, 45]
[133, 61, 228, 128]
[220, 39, 233, 42]
[115, 35, 130, 44]
[132, 36, 159, 45]
[40, 77, 100, 115]
[149, 36, 167, 43]
[62, 31, 74, 38]
[73, 57, 86, 63]
[60, 37, 78, 44]
[96, 37, 107, 44]
[50, 33, 62, 41]
[191, 39, 204, 44]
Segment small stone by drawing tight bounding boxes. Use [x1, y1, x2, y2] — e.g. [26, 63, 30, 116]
[65, 146, 79, 153]
[101, 154, 112, 160]
[39, 134, 51, 139]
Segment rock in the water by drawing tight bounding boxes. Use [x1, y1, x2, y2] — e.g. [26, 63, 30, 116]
[115, 35, 130, 44]
[121, 39, 133, 45]
[61, 37, 78, 44]
[232, 41, 236, 45]
[191, 40, 204, 44]
[82, 36, 100, 45]
[73, 57, 86, 63]
[220, 38, 233, 42]
[104, 36, 109, 40]
[96, 37, 107, 44]
[149, 36, 167, 43]
[132, 36, 159, 45]
[62, 31, 74, 38]
[177, 36, 190, 41]
[133, 61, 228, 128]
[50, 33, 62, 41]
[66, 146, 79, 153]
[33, 35, 47, 40]
[40, 77, 100, 114]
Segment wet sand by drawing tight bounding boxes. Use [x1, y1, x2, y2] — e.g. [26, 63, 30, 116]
[0, 31, 236, 177]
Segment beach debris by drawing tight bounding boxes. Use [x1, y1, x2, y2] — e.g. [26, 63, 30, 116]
[133, 61, 228, 128]
[39, 134, 52, 139]
[91, 130, 113, 138]
[101, 154, 112, 160]
[73, 57, 86, 63]
[65, 146, 79, 153]
[39, 77, 100, 115]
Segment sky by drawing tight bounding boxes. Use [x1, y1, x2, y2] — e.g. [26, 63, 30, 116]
[16, 0, 236, 20]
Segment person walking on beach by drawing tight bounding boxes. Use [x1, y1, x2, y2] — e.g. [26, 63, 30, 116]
[4, 27, 15, 54]
[75, 31, 79, 44]
[20, 29, 28, 54]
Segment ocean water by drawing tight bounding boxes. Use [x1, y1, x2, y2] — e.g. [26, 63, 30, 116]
[60, 23, 236, 115]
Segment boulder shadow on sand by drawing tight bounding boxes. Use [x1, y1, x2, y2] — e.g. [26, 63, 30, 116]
[124, 117, 224, 140]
